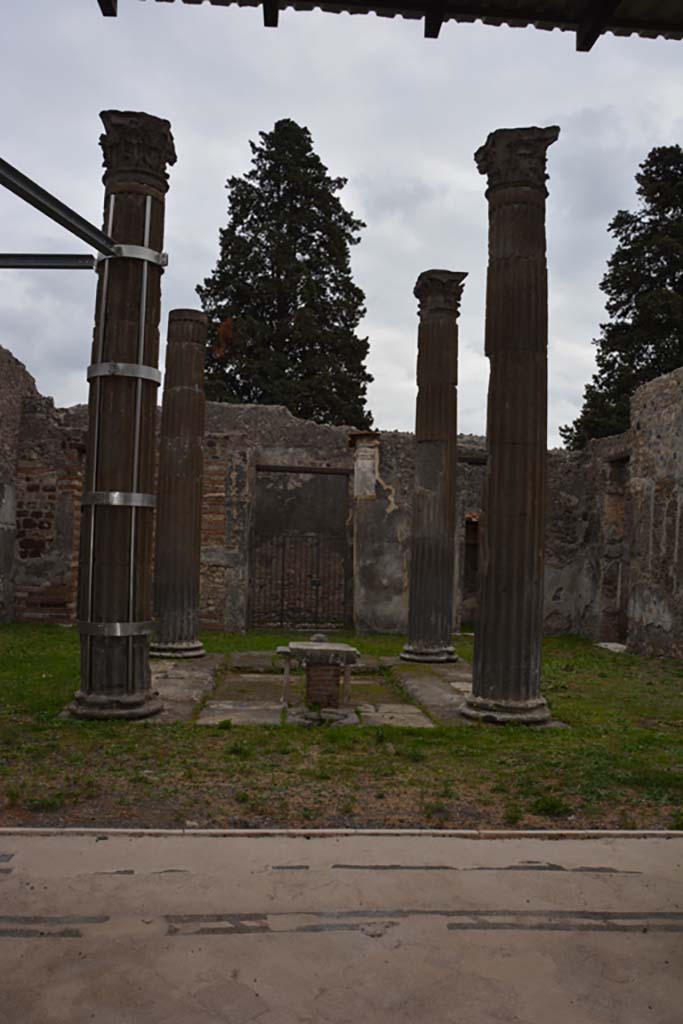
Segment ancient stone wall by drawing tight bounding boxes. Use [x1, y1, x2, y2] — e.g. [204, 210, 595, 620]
[543, 433, 631, 642]
[0, 346, 50, 621]
[2, 350, 680, 656]
[352, 432, 487, 634]
[14, 400, 86, 623]
[352, 432, 413, 634]
[353, 431, 636, 640]
[627, 369, 683, 657]
[201, 404, 351, 632]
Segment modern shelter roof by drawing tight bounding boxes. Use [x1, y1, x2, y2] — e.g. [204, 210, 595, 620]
[98, 1, 683, 50]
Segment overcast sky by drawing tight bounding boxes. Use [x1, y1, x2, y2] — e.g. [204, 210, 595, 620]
[1, 1, 681, 446]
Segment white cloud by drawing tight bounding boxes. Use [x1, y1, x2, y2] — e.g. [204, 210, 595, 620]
[1, 0, 680, 446]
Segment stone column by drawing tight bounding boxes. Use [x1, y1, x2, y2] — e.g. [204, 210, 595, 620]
[463, 125, 559, 724]
[401, 269, 467, 663]
[150, 309, 207, 658]
[70, 110, 176, 719]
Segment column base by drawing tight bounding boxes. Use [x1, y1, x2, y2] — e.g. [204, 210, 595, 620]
[149, 640, 206, 659]
[461, 694, 550, 725]
[400, 644, 458, 663]
[68, 690, 163, 720]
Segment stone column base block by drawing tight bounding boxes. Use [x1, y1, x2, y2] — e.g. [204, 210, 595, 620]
[68, 690, 163, 720]
[400, 644, 458, 663]
[306, 664, 341, 708]
[149, 640, 206, 659]
[461, 694, 551, 725]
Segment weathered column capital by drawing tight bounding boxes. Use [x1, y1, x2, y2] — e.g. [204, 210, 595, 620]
[414, 269, 467, 318]
[100, 110, 177, 193]
[475, 126, 559, 194]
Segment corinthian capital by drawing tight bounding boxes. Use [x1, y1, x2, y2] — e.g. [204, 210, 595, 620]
[475, 126, 559, 193]
[100, 110, 177, 191]
[414, 269, 467, 318]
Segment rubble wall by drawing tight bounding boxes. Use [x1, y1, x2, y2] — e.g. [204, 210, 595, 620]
[627, 369, 683, 657]
[0, 346, 44, 621]
[1, 342, 680, 655]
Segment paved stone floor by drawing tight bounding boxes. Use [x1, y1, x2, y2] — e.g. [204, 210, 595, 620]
[149, 655, 222, 723]
[184, 651, 445, 728]
[140, 652, 566, 729]
[0, 832, 680, 1023]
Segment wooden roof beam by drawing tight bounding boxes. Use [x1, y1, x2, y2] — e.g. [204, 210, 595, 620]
[576, 0, 622, 51]
[424, 0, 445, 39]
[263, 0, 279, 27]
[97, 0, 118, 14]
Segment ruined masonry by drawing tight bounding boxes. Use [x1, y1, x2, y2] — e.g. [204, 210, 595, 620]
[1, 341, 682, 658]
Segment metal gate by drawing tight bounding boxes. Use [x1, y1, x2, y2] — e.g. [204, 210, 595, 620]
[250, 532, 348, 628]
[248, 466, 351, 629]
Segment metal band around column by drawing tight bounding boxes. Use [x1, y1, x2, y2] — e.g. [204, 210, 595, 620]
[95, 243, 168, 268]
[87, 362, 162, 385]
[78, 620, 154, 637]
[82, 491, 156, 508]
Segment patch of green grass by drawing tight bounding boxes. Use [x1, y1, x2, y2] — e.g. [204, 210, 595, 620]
[529, 794, 573, 818]
[422, 799, 448, 820]
[503, 802, 523, 826]
[1, 624, 683, 830]
[199, 629, 406, 660]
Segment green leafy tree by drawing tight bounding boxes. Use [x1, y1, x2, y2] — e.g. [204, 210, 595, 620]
[561, 145, 683, 449]
[196, 119, 373, 428]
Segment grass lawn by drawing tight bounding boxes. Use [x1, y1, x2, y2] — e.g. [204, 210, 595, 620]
[1, 623, 682, 830]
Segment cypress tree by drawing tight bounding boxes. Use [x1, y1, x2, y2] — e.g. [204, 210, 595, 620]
[196, 119, 373, 428]
[561, 145, 683, 449]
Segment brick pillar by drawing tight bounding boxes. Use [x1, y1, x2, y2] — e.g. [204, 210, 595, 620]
[70, 110, 176, 719]
[401, 269, 467, 663]
[463, 126, 559, 724]
[150, 309, 207, 658]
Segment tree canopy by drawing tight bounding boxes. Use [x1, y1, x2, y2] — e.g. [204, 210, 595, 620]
[197, 119, 373, 428]
[560, 145, 683, 449]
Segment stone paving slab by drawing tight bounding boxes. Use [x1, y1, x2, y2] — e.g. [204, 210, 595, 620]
[198, 698, 434, 729]
[361, 704, 434, 728]
[228, 650, 278, 673]
[213, 672, 403, 709]
[392, 663, 468, 724]
[197, 701, 283, 726]
[286, 706, 361, 727]
[354, 653, 382, 673]
[214, 673, 292, 703]
[145, 655, 224, 724]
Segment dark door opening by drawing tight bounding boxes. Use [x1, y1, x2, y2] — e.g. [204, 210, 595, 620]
[248, 466, 352, 629]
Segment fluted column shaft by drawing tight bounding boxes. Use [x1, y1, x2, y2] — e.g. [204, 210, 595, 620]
[402, 270, 467, 662]
[464, 126, 559, 724]
[151, 309, 207, 657]
[70, 111, 176, 720]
